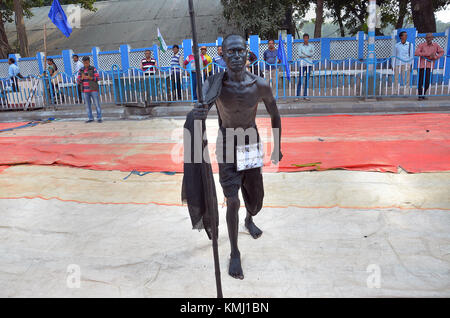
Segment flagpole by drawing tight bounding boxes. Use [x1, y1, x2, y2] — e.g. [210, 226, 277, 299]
[43, 23, 47, 64]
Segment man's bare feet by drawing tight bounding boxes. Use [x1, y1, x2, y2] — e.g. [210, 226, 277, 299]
[229, 255, 244, 280]
[245, 217, 263, 239]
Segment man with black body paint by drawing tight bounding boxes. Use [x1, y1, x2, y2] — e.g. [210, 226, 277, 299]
[192, 34, 283, 279]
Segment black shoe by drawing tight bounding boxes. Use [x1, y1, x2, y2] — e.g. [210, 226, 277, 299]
[97, 119, 103, 123]
[85, 119, 94, 123]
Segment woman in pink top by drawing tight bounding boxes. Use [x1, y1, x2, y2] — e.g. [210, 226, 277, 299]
[415, 33, 445, 100]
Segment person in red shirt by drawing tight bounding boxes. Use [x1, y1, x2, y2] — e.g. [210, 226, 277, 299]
[415, 33, 445, 100]
[184, 46, 199, 101]
[77, 56, 102, 123]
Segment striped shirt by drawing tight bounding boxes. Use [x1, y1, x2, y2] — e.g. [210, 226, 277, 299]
[142, 58, 157, 74]
[170, 53, 182, 72]
[77, 66, 100, 93]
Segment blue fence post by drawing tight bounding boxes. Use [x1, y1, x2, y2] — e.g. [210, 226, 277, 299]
[249, 35, 259, 59]
[217, 37, 223, 47]
[36, 52, 45, 74]
[152, 44, 159, 66]
[445, 27, 450, 82]
[286, 34, 293, 61]
[183, 39, 192, 60]
[62, 49, 74, 76]
[91, 47, 100, 69]
[120, 44, 131, 71]
[321, 38, 331, 61]
[357, 31, 365, 60]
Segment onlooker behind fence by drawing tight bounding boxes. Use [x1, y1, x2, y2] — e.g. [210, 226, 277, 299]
[8, 58, 23, 92]
[415, 33, 444, 100]
[73, 54, 84, 103]
[263, 39, 281, 95]
[393, 31, 414, 95]
[184, 46, 198, 101]
[246, 50, 261, 76]
[45, 58, 62, 104]
[296, 33, 314, 101]
[213, 46, 227, 73]
[141, 50, 157, 74]
[169, 44, 184, 100]
[200, 46, 213, 77]
[77, 56, 102, 123]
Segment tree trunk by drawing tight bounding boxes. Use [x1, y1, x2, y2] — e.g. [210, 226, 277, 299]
[13, 0, 29, 57]
[0, 11, 12, 59]
[284, 5, 296, 36]
[411, 0, 436, 33]
[333, 3, 345, 37]
[395, 0, 408, 29]
[314, 0, 324, 38]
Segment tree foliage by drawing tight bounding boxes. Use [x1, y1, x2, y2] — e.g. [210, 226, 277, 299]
[0, 0, 99, 58]
[222, 0, 450, 38]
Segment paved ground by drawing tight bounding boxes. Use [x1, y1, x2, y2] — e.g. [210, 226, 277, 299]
[0, 116, 449, 297]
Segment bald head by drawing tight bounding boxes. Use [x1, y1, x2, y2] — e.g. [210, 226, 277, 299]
[222, 34, 247, 73]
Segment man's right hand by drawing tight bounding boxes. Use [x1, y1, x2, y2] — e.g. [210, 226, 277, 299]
[192, 103, 209, 120]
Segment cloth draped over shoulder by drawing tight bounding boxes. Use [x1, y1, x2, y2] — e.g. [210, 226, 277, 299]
[181, 71, 226, 239]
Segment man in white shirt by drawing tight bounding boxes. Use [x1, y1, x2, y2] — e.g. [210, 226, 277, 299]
[393, 31, 414, 95]
[73, 55, 84, 103]
[296, 33, 314, 101]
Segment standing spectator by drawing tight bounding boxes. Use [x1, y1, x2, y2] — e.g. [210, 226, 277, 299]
[141, 50, 157, 74]
[184, 46, 198, 101]
[8, 58, 21, 92]
[263, 39, 281, 95]
[200, 46, 213, 77]
[77, 56, 102, 123]
[213, 46, 227, 73]
[393, 31, 414, 95]
[415, 33, 444, 100]
[247, 50, 261, 76]
[296, 34, 314, 101]
[45, 58, 61, 104]
[73, 54, 84, 103]
[141, 50, 158, 101]
[169, 44, 183, 100]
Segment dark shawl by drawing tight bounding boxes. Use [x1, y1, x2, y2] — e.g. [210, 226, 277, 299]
[181, 71, 226, 239]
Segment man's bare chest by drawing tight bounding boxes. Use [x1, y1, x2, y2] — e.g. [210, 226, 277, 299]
[217, 83, 260, 110]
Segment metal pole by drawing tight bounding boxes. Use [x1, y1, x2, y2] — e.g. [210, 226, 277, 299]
[366, 0, 377, 98]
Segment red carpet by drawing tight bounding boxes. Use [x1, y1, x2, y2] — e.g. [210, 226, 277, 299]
[0, 113, 449, 173]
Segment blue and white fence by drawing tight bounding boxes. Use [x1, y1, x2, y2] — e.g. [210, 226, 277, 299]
[1, 28, 449, 110]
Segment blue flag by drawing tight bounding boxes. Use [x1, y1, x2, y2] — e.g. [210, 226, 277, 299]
[48, 0, 72, 38]
[277, 35, 290, 81]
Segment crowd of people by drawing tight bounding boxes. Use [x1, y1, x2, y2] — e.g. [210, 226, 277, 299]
[2, 32, 446, 120]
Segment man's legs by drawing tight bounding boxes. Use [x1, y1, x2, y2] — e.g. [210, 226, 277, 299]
[393, 66, 400, 94]
[423, 68, 431, 96]
[84, 92, 94, 121]
[404, 64, 411, 95]
[225, 195, 243, 279]
[418, 68, 425, 97]
[191, 73, 197, 101]
[241, 168, 264, 239]
[303, 67, 311, 97]
[91, 91, 102, 121]
[296, 67, 303, 97]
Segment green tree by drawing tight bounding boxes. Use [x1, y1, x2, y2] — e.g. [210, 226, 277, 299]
[221, 0, 309, 39]
[0, 0, 99, 58]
